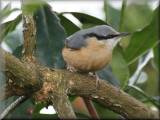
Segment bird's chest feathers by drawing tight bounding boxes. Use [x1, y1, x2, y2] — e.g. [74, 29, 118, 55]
[62, 37, 112, 71]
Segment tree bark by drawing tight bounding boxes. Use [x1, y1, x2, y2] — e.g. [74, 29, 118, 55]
[0, 48, 158, 119]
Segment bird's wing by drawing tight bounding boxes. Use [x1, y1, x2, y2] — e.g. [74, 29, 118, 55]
[65, 32, 87, 50]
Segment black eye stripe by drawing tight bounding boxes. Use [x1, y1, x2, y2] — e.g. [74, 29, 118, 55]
[84, 32, 130, 40]
[84, 33, 118, 40]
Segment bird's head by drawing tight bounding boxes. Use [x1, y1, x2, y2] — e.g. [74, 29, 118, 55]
[64, 25, 130, 50]
[83, 25, 130, 49]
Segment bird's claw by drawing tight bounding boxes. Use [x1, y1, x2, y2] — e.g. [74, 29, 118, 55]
[67, 64, 77, 72]
[89, 72, 100, 89]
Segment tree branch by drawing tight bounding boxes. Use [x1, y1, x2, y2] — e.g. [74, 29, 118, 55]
[14, 2, 76, 116]
[0, 48, 158, 119]
[50, 93, 76, 118]
[21, 0, 36, 60]
[1, 49, 41, 94]
[22, 15, 36, 58]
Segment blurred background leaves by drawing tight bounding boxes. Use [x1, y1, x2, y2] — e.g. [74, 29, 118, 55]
[0, 0, 159, 119]
[124, 6, 159, 64]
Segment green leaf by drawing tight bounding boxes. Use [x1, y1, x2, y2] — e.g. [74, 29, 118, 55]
[0, 14, 22, 43]
[33, 102, 47, 114]
[69, 95, 77, 102]
[6, 98, 34, 119]
[120, 3, 153, 32]
[125, 85, 160, 108]
[0, 96, 17, 117]
[153, 43, 160, 69]
[119, 0, 127, 31]
[118, 2, 153, 49]
[124, 7, 159, 64]
[34, 4, 66, 68]
[140, 60, 159, 98]
[104, 0, 120, 30]
[0, 3, 19, 21]
[111, 46, 129, 88]
[96, 66, 120, 87]
[13, 45, 23, 58]
[62, 12, 107, 28]
[22, 0, 45, 14]
[32, 113, 58, 119]
[58, 14, 80, 36]
[75, 113, 90, 119]
[93, 101, 119, 119]
[71, 12, 107, 25]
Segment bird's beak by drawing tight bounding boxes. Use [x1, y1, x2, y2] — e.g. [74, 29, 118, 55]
[117, 32, 131, 37]
[104, 32, 131, 40]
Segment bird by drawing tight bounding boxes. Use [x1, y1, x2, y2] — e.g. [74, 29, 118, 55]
[62, 25, 129, 119]
[62, 25, 129, 73]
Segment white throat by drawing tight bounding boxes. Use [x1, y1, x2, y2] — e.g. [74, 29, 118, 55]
[105, 38, 121, 50]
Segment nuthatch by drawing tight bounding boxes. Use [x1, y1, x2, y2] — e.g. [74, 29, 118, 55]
[62, 25, 129, 73]
[62, 25, 129, 118]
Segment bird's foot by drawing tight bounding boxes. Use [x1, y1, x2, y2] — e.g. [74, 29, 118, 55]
[67, 64, 77, 72]
[89, 72, 100, 89]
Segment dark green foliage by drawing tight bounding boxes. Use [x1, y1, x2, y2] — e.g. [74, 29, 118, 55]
[6, 98, 34, 119]
[13, 45, 23, 58]
[21, 0, 45, 14]
[34, 5, 66, 68]
[62, 12, 107, 29]
[104, 0, 120, 30]
[93, 101, 119, 119]
[32, 103, 59, 119]
[69, 12, 107, 25]
[0, 14, 22, 42]
[58, 14, 80, 36]
[111, 46, 129, 88]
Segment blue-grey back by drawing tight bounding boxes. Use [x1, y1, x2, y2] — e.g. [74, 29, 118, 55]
[65, 25, 118, 49]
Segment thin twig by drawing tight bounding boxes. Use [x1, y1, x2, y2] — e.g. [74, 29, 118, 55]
[0, 96, 26, 119]
[83, 98, 99, 119]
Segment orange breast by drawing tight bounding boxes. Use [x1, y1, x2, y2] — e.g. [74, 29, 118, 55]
[62, 37, 112, 72]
